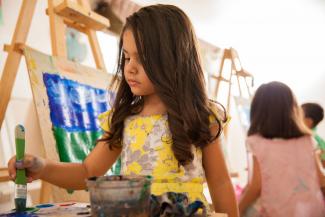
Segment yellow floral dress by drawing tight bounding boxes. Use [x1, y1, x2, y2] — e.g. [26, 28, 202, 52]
[98, 104, 224, 206]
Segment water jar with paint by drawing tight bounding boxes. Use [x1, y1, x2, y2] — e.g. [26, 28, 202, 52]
[86, 175, 152, 217]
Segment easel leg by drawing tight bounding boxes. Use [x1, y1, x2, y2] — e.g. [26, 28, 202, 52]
[0, 0, 37, 129]
[48, 0, 67, 57]
[86, 29, 106, 71]
[39, 181, 53, 203]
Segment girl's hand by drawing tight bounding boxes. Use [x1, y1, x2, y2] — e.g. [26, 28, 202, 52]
[7, 154, 46, 183]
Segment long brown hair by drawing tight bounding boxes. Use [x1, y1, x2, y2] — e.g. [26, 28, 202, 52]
[248, 81, 310, 139]
[102, 4, 225, 165]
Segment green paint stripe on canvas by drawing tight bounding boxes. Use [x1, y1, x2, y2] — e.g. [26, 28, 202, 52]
[53, 127, 102, 163]
[52, 127, 121, 175]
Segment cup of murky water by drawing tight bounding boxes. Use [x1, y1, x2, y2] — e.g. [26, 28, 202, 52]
[87, 175, 152, 217]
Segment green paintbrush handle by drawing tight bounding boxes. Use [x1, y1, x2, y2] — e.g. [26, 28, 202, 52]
[14, 125, 27, 212]
[15, 125, 26, 185]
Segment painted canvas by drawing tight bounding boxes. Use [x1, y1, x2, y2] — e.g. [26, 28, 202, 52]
[233, 96, 251, 133]
[66, 28, 87, 63]
[23, 47, 116, 201]
[43, 73, 114, 162]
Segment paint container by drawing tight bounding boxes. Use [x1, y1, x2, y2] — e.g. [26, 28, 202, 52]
[86, 175, 152, 217]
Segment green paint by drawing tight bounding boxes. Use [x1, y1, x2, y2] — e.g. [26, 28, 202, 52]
[26, 207, 40, 213]
[111, 157, 121, 175]
[139, 176, 152, 201]
[53, 127, 102, 162]
[53, 127, 121, 175]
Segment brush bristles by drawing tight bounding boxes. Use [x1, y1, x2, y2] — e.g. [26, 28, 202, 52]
[15, 125, 25, 139]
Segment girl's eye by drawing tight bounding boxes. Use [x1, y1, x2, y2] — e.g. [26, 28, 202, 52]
[125, 57, 130, 63]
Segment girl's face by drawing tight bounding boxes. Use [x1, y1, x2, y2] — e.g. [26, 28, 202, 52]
[123, 29, 155, 97]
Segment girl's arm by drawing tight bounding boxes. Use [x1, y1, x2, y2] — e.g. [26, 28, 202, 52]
[8, 133, 122, 190]
[202, 125, 239, 217]
[40, 138, 122, 190]
[238, 152, 261, 215]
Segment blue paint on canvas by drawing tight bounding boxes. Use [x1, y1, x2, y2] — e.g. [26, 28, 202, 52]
[43, 73, 114, 132]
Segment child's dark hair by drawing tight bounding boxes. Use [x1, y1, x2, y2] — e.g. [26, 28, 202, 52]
[248, 81, 310, 139]
[102, 4, 226, 165]
[301, 103, 324, 128]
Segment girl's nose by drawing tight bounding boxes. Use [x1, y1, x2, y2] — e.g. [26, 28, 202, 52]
[125, 61, 138, 74]
[128, 67, 137, 74]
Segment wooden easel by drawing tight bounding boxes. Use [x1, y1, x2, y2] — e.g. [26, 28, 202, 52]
[212, 47, 253, 136]
[0, 0, 110, 202]
[0, 0, 109, 129]
[0, 167, 10, 182]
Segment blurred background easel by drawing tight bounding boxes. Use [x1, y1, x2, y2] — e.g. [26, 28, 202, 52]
[212, 47, 253, 137]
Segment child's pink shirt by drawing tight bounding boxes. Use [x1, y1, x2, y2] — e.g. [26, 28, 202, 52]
[247, 135, 325, 217]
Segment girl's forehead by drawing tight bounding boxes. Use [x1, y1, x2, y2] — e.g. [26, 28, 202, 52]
[123, 30, 138, 54]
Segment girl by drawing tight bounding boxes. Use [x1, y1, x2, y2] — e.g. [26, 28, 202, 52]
[239, 81, 325, 217]
[8, 4, 238, 216]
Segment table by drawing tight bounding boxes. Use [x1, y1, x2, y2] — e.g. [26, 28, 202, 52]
[0, 202, 227, 217]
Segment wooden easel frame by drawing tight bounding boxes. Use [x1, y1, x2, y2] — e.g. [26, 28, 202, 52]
[0, 0, 110, 202]
[0, 167, 10, 182]
[212, 47, 253, 136]
[0, 0, 110, 129]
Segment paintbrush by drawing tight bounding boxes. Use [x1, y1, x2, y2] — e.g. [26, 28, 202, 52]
[14, 124, 27, 212]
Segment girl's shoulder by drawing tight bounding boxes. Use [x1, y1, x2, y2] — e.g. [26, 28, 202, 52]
[98, 109, 168, 131]
[246, 134, 315, 148]
[246, 134, 263, 143]
[98, 109, 113, 132]
[208, 100, 228, 127]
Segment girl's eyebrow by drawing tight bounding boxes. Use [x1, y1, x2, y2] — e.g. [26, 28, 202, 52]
[122, 49, 128, 54]
[123, 48, 139, 57]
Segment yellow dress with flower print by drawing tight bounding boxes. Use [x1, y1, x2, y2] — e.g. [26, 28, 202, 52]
[98, 104, 224, 206]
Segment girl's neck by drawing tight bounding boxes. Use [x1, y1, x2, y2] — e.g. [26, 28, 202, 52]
[140, 94, 167, 116]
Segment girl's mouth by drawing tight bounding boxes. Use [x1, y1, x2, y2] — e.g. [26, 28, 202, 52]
[127, 79, 139, 87]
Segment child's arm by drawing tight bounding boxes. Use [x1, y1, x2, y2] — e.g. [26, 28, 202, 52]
[203, 125, 239, 217]
[42, 140, 121, 189]
[8, 136, 121, 190]
[238, 152, 261, 215]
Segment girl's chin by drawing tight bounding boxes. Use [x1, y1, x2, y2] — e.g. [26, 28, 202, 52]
[130, 90, 143, 96]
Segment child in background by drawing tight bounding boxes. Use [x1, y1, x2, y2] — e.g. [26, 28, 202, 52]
[301, 102, 325, 167]
[8, 4, 239, 216]
[239, 81, 325, 217]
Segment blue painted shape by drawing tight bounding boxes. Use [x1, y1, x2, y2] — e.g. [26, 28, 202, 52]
[43, 73, 115, 132]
